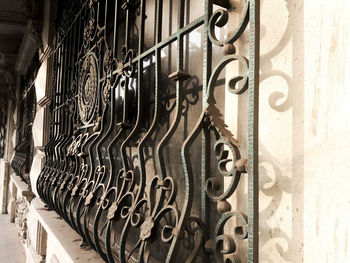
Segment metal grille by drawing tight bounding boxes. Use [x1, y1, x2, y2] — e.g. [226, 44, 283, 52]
[12, 72, 37, 186]
[0, 98, 7, 158]
[37, 0, 259, 262]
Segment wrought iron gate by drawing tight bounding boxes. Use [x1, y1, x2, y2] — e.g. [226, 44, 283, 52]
[37, 0, 259, 262]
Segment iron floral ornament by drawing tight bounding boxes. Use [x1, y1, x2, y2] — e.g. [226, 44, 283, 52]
[78, 53, 98, 125]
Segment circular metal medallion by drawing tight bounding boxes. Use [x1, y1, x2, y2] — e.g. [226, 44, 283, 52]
[78, 53, 98, 124]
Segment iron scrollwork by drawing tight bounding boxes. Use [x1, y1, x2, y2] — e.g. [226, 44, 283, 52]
[12, 77, 37, 186]
[0, 98, 7, 159]
[37, 0, 259, 262]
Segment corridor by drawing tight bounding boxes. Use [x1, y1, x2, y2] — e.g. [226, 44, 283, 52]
[0, 214, 26, 263]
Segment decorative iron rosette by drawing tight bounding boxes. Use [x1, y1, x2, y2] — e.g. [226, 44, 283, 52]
[78, 53, 98, 124]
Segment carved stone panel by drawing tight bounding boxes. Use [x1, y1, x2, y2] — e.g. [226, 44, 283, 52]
[15, 196, 28, 244]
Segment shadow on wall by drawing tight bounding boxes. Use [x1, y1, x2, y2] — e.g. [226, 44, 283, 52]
[259, 0, 304, 262]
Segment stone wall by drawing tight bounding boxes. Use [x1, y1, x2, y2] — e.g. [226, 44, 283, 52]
[257, 0, 350, 262]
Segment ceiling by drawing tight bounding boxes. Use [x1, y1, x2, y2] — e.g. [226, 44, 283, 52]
[0, 0, 30, 97]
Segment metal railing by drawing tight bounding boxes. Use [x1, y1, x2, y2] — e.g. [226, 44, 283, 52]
[37, 0, 259, 262]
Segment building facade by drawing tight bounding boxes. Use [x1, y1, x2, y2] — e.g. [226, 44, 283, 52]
[0, 0, 349, 263]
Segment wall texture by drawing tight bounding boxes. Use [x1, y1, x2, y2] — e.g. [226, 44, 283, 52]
[258, 0, 350, 262]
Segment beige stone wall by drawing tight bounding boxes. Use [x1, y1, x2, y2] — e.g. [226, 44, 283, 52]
[256, 0, 350, 262]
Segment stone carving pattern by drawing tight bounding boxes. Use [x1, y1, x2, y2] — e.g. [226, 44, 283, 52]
[15, 197, 28, 244]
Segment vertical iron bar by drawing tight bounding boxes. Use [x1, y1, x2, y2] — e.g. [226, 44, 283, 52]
[153, 0, 163, 176]
[54, 45, 63, 165]
[248, 0, 260, 262]
[202, 3, 212, 263]
[136, 0, 145, 132]
[113, 0, 119, 57]
[138, 0, 145, 55]
[154, 0, 162, 140]
[122, 0, 131, 124]
[124, 0, 130, 51]
[77, 12, 83, 61]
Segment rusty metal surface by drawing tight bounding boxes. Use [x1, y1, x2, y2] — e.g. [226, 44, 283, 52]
[37, 0, 259, 262]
